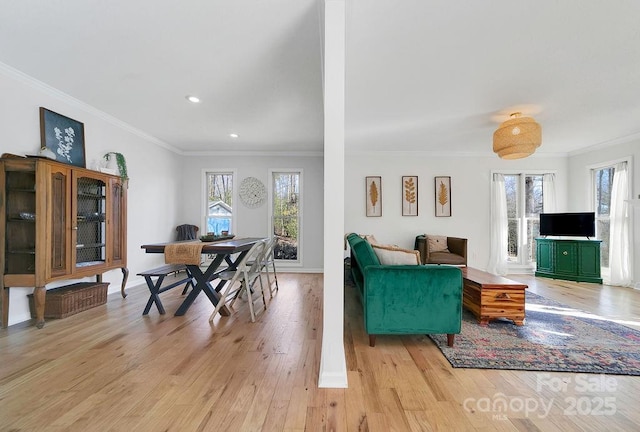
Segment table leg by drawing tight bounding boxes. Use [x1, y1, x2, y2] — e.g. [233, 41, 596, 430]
[174, 255, 228, 316]
[175, 268, 231, 316]
[173, 251, 251, 317]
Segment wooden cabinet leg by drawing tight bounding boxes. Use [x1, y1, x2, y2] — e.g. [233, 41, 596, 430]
[120, 267, 129, 298]
[33, 286, 46, 329]
[1, 286, 9, 328]
[369, 335, 376, 347]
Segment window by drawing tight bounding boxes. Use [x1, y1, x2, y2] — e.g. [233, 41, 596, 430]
[205, 172, 233, 235]
[271, 170, 301, 263]
[504, 174, 544, 265]
[593, 166, 614, 268]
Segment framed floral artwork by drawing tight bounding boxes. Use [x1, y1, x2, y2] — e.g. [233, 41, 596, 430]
[366, 176, 382, 217]
[39, 107, 86, 168]
[402, 175, 418, 216]
[435, 176, 451, 217]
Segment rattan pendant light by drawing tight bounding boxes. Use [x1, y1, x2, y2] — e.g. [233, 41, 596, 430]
[493, 112, 542, 159]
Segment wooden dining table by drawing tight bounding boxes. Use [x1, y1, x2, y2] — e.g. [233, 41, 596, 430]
[140, 237, 266, 316]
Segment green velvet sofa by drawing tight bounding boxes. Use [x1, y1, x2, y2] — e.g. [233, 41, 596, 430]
[346, 233, 463, 347]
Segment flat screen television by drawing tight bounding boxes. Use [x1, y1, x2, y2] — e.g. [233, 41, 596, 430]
[539, 212, 595, 238]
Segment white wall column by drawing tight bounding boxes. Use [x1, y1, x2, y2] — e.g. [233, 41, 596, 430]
[318, 0, 347, 388]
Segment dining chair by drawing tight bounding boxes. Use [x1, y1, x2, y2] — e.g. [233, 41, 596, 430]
[261, 236, 279, 298]
[247, 236, 279, 299]
[176, 224, 199, 241]
[209, 239, 267, 323]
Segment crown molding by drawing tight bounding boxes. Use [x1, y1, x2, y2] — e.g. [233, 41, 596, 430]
[0, 61, 182, 155]
[345, 149, 568, 158]
[184, 150, 323, 157]
[568, 130, 640, 157]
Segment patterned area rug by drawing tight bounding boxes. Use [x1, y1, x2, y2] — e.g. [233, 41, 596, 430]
[429, 292, 640, 375]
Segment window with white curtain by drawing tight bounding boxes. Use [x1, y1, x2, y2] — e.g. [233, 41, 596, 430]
[590, 159, 632, 286]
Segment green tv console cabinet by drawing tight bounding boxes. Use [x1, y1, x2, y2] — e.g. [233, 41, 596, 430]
[535, 238, 602, 284]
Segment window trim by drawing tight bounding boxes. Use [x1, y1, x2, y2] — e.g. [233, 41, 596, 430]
[506, 173, 543, 266]
[492, 169, 555, 272]
[587, 157, 632, 211]
[268, 168, 303, 267]
[201, 168, 237, 236]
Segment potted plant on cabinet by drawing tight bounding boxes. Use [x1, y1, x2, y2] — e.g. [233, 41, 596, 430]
[103, 152, 129, 183]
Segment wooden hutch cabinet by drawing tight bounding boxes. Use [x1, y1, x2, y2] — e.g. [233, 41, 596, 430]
[0, 155, 128, 328]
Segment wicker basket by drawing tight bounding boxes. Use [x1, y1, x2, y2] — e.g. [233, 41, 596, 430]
[28, 282, 109, 319]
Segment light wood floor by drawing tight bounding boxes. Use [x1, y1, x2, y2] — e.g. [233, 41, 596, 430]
[1, 273, 639, 431]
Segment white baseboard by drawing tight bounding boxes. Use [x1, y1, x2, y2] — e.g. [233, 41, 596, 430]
[276, 267, 323, 274]
[318, 371, 348, 388]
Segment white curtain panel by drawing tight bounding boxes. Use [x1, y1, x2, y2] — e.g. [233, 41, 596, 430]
[607, 161, 632, 286]
[542, 173, 557, 212]
[487, 173, 508, 275]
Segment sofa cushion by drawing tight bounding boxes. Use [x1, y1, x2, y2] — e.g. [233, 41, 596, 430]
[428, 251, 466, 265]
[372, 244, 421, 265]
[427, 235, 449, 253]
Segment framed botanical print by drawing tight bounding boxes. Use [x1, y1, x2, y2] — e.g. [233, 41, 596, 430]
[402, 176, 418, 216]
[366, 176, 382, 217]
[435, 176, 451, 217]
[39, 107, 86, 168]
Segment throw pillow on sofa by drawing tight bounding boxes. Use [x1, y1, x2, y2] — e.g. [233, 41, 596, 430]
[362, 234, 379, 245]
[372, 244, 421, 265]
[427, 235, 449, 253]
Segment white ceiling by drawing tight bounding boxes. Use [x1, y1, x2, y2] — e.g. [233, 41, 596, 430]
[1, 1, 639, 156]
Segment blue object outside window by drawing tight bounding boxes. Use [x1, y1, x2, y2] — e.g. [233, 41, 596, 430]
[207, 218, 231, 235]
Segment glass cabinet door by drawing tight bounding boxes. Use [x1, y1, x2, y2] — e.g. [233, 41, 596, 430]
[74, 174, 107, 269]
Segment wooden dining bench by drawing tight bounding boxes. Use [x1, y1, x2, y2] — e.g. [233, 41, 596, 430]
[138, 264, 194, 315]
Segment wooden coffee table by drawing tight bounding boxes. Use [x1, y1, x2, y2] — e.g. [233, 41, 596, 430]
[461, 267, 528, 326]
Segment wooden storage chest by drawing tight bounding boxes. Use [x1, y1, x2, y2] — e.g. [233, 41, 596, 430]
[461, 267, 527, 326]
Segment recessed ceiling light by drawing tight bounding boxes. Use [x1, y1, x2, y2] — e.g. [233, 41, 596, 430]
[229, 133, 239, 138]
[186, 95, 200, 103]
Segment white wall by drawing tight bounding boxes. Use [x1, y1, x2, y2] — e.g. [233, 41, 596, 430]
[568, 139, 640, 288]
[178, 154, 324, 271]
[345, 152, 568, 270]
[1, 65, 184, 326]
